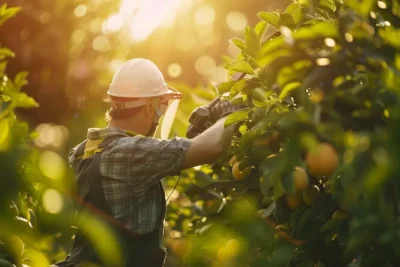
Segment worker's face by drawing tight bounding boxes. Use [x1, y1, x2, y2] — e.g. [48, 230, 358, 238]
[144, 97, 165, 137]
[145, 95, 180, 137]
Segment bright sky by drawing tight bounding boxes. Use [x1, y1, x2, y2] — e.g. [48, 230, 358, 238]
[104, 0, 190, 42]
[97, 0, 248, 80]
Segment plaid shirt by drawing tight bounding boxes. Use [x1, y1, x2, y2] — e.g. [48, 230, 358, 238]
[69, 127, 192, 234]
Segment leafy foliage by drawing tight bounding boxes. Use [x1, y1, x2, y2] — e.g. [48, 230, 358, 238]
[169, 1, 400, 266]
[3, 1, 400, 267]
[0, 5, 72, 266]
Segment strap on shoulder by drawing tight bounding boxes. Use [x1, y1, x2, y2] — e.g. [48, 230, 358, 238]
[97, 135, 124, 149]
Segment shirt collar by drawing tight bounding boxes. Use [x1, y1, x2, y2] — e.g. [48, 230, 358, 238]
[87, 127, 137, 140]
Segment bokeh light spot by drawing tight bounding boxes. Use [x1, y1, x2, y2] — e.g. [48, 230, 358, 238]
[195, 6, 215, 25]
[316, 58, 330, 66]
[324, 38, 336, 47]
[168, 63, 182, 78]
[72, 29, 85, 44]
[209, 67, 228, 85]
[103, 14, 124, 34]
[92, 36, 111, 52]
[74, 5, 88, 17]
[195, 56, 216, 76]
[345, 33, 354, 42]
[42, 189, 63, 214]
[34, 124, 69, 149]
[226, 11, 247, 31]
[40, 12, 51, 24]
[39, 151, 66, 180]
[377, 1, 387, 9]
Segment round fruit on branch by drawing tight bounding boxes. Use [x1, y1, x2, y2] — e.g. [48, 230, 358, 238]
[306, 143, 339, 177]
[232, 162, 251, 181]
[293, 166, 309, 192]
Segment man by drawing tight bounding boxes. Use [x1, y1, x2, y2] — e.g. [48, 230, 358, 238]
[59, 58, 239, 267]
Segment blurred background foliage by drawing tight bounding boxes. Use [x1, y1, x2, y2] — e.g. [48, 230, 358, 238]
[2, 0, 400, 267]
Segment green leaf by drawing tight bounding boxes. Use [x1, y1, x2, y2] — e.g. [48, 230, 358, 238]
[254, 21, 269, 39]
[258, 202, 276, 218]
[320, 218, 346, 233]
[0, 95, 11, 102]
[244, 26, 261, 60]
[218, 80, 236, 94]
[0, 48, 14, 60]
[379, 27, 400, 49]
[279, 82, 301, 99]
[293, 22, 337, 40]
[14, 71, 28, 91]
[285, 3, 304, 25]
[0, 5, 21, 26]
[280, 13, 295, 30]
[14, 92, 39, 108]
[239, 129, 264, 154]
[225, 60, 255, 74]
[252, 87, 272, 107]
[229, 37, 246, 50]
[0, 61, 7, 75]
[194, 171, 214, 188]
[225, 109, 250, 127]
[281, 171, 295, 195]
[295, 208, 313, 235]
[227, 79, 247, 100]
[0, 118, 10, 150]
[345, 0, 375, 17]
[258, 11, 280, 30]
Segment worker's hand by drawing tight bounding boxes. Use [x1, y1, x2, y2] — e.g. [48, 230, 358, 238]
[186, 98, 245, 138]
[209, 99, 245, 123]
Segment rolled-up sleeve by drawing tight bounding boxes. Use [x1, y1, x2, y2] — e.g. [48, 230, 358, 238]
[99, 136, 192, 190]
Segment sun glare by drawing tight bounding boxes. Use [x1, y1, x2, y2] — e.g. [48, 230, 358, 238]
[105, 0, 186, 42]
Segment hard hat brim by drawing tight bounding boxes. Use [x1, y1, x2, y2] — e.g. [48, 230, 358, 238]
[107, 86, 182, 99]
[165, 86, 182, 99]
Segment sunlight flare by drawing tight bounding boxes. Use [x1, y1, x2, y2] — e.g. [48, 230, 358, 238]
[106, 0, 186, 42]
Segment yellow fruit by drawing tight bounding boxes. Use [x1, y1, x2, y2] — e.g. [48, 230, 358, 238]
[232, 162, 251, 181]
[332, 210, 348, 219]
[286, 193, 302, 210]
[267, 154, 277, 159]
[229, 155, 238, 166]
[7, 235, 24, 257]
[170, 238, 191, 256]
[293, 167, 309, 192]
[306, 143, 339, 176]
[303, 186, 320, 206]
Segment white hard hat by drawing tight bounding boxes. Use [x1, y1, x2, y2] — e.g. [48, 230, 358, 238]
[108, 58, 181, 99]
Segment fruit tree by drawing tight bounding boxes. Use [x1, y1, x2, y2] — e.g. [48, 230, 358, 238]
[165, 1, 400, 266]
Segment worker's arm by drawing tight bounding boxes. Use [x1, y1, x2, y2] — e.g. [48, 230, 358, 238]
[182, 116, 235, 169]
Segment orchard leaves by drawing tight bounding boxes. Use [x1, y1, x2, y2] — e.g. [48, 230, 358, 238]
[0, 4, 20, 26]
[0, 47, 37, 120]
[204, 0, 400, 266]
[225, 60, 254, 74]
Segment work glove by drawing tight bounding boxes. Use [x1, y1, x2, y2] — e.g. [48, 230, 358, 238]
[208, 99, 244, 123]
[186, 97, 245, 138]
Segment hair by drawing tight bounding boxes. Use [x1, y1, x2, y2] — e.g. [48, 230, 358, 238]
[104, 96, 145, 121]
